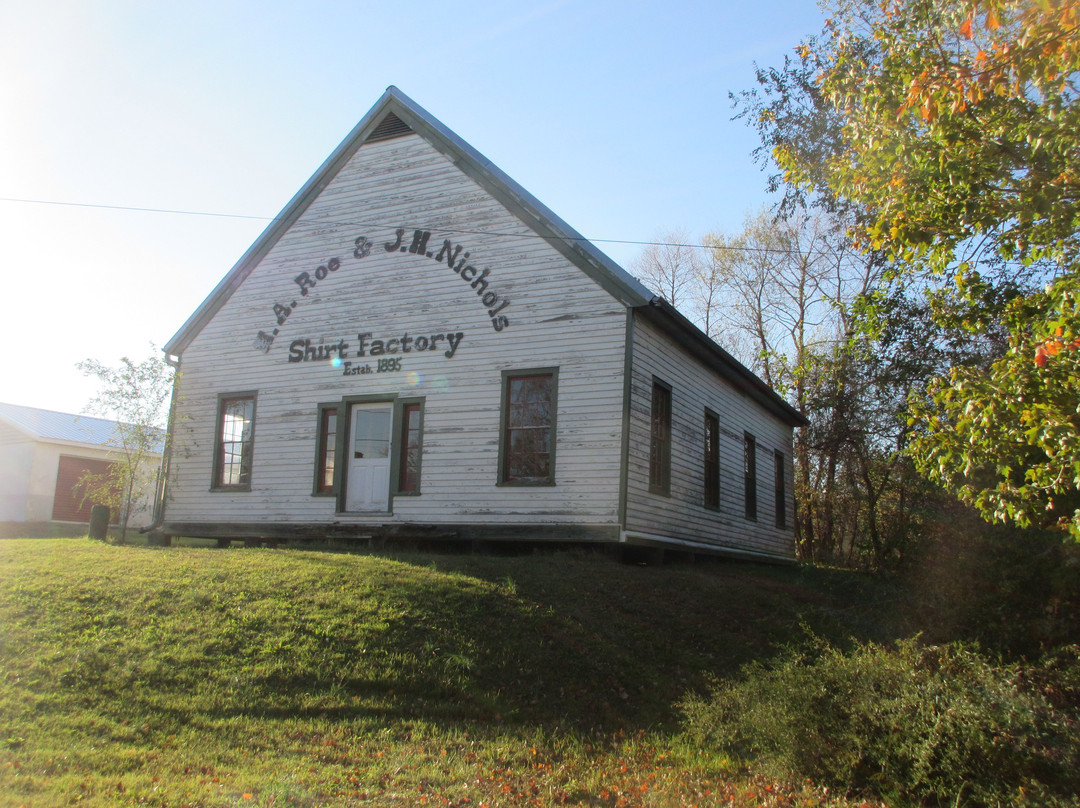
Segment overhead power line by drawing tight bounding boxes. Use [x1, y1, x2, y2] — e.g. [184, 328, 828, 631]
[0, 194, 829, 256]
[0, 196, 271, 221]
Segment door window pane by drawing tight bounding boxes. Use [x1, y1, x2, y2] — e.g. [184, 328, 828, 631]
[352, 408, 391, 459]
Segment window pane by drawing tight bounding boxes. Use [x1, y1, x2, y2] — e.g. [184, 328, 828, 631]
[508, 376, 551, 427]
[507, 428, 550, 479]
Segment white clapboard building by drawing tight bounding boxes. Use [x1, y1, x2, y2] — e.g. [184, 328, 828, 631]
[157, 87, 804, 560]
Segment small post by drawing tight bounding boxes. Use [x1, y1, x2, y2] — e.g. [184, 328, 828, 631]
[88, 505, 110, 541]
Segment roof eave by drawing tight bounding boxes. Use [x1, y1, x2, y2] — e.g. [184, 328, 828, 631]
[635, 298, 808, 428]
[0, 412, 38, 441]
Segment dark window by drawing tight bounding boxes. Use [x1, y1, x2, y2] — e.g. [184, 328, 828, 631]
[650, 380, 671, 495]
[500, 370, 557, 484]
[214, 394, 255, 490]
[744, 432, 757, 520]
[314, 405, 338, 495]
[399, 402, 422, 493]
[704, 410, 720, 510]
[774, 450, 787, 529]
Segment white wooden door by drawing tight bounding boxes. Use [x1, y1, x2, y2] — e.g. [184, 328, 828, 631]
[345, 403, 392, 512]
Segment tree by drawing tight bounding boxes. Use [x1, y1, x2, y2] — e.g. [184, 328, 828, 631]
[77, 348, 173, 543]
[909, 277, 1080, 536]
[631, 228, 702, 313]
[760, 0, 1080, 540]
[630, 211, 925, 566]
[704, 210, 929, 566]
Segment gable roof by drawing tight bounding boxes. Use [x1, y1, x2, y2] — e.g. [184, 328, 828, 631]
[164, 86, 804, 427]
[0, 402, 166, 452]
[164, 85, 652, 358]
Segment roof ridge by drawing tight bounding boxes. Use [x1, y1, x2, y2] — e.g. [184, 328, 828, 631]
[164, 86, 650, 356]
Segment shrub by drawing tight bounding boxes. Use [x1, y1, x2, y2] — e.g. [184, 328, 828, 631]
[681, 638, 1080, 806]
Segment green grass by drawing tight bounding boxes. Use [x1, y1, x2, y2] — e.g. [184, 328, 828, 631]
[0, 537, 1073, 807]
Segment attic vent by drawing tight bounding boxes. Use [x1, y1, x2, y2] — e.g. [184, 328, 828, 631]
[366, 112, 413, 143]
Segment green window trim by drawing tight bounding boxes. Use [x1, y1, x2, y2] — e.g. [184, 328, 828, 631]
[649, 378, 672, 496]
[312, 403, 339, 497]
[744, 432, 758, 521]
[211, 391, 257, 492]
[390, 397, 425, 496]
[498, 367, 558, 486]
[704, 409, 720, 510]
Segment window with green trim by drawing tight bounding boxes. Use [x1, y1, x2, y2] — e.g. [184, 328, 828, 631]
[213, 393, 256, 490]
[774, 449, 787, 529]
[313, 404, 338, 495]
[704, 410, 720, 510]
[500, 369, 557, 484]
[398, 402, 422, 493]
[649, 380, 671, 495]
[744, 432, 757, 520]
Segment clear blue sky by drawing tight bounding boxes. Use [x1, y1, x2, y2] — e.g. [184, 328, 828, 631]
[0, 0, 827, 417]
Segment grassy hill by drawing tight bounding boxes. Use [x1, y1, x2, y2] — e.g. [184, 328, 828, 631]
[0, 538, 1075, 807]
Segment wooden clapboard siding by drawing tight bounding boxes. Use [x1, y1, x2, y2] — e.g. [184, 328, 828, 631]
[624, 313, 796, 559]
[165, 133, 627, 529]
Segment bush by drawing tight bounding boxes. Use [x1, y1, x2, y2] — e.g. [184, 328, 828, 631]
[681, 638, 1080, 806]
[898, 512, 1080, 658]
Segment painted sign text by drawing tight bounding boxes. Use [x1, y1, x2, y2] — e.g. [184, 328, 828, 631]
[288, 330, 465, 364]
[253, 228, 510, 356]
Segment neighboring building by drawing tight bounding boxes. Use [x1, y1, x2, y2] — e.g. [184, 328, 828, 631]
[0, 402, 163, 536]
[159, 87, 805, 560]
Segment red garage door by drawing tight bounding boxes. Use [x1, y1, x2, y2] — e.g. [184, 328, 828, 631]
[52, 456, 118, 522]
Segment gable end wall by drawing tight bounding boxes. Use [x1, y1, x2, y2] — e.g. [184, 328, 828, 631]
[164, 134, 629, 532]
